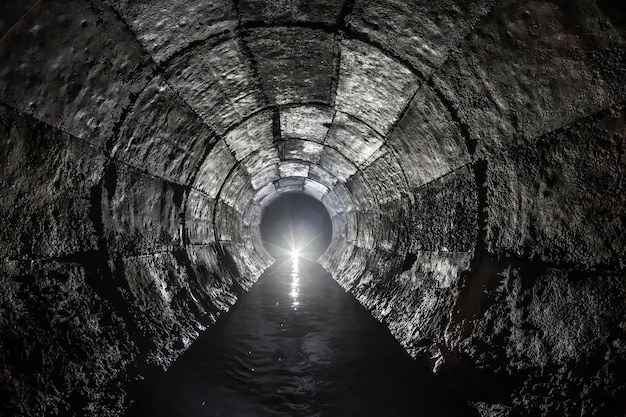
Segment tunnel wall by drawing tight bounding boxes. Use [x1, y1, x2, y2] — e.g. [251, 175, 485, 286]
[0, 0, 625, 416]
[0, 83, 250, 417]
[322, 2, 626, 415]
[0, 2, 257, 414]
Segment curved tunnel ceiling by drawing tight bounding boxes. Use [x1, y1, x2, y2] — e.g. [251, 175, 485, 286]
[0, 0, 493, 281]
[1, 0, 625, 416]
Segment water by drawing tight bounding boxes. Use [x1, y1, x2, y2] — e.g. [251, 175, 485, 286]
[125, 258, 475, 417]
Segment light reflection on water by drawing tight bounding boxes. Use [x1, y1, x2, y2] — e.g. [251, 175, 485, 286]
[290, 257, 300, 309]
[125, 258, 476, 417]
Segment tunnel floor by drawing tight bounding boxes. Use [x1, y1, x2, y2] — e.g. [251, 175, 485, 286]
[125, 258, 476, 417]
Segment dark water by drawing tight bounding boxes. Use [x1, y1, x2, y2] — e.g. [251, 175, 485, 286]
[126, 258, 475, 417]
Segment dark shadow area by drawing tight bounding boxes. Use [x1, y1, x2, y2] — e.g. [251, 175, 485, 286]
[125, 258, 478, 417]
[401, 252, 417, 272]
[595, 0, 626, 38]
[260, 193, 332, 260]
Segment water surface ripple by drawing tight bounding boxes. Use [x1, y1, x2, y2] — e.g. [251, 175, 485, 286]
[126, 258, 475, 417]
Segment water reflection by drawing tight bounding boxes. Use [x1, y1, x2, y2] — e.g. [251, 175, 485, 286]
[125, 259, 477, 417]
[290, 257, 300, 309]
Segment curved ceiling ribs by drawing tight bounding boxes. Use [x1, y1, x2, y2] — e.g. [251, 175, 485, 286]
[132, 4, 439, 285]
[1, 0, 625, 415]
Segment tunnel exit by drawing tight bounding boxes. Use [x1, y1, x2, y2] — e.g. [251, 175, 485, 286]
[260, 193, 333, 262]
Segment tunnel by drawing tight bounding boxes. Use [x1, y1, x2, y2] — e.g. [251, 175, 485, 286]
[0, 0, 625, 415]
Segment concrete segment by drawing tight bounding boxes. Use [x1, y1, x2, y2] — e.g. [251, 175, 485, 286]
[432, 0, 618, 153]
[348, 0, 497, 76]
[193, 140, 236, 198]
[324, 111, 384, 166]
[0, 106, 106, 261]
[101, 163, 185, 256]
[280, 138, 324, 163]
[483, 108, 626, 268]
[104, 0, 237, 65]
[0, 0, 155, 148]
[223, 110, 273, 161]
[184, 189, 215, 245]
[245, 27, 335, 105]
[112, 76, 216, 184]
[166, 35, 265, 134]
[387, 84, 471, 189]
[0, 1, 625, 415]
[335, 39, 421, 135]
[238, 0, 344, 26]
[280, 105, 333, 142]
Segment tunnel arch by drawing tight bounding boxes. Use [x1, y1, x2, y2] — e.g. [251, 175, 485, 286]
[0, 1, 625, 416]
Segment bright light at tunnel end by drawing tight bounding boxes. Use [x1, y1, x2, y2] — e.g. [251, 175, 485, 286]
[260, 193, 333, 265]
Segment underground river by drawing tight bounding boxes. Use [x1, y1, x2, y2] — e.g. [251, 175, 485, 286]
[124, 257, 476, 417]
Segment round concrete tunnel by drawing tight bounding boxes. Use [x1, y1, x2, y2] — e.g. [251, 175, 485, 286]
[0, 0, 625, 416]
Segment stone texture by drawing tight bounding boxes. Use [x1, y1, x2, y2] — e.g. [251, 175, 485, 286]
[309, 164, 339, 189]
[219, 242, 259, 290]
[411, 166, 478, 253]
[445, 263, 626, 416]
[166, 35, 265, 134]
[223, 110, 273, 161]
[0, 1, 625, 416]
[276, 176, 306, 189]
[253, 182, 277, 204]
[335, 39, 421, 135]
[318, 146, 358, 182]
[319, 241, 364, 288]
[380, 251, 473, 359]
[104, 0, 237, 65]
[193, 140, 237, 198]
[280, 139, 324, 163]
[358, 148, 408, 205]
[0, 107, 106, 261]
[324, 111, 384, 167]
[432, 0, 620, 152]
[183, 245, 240, 319]
[214, 200, 243, 243]
[101, 164, 185, 256]
[0, 0, 155, 149]
[278, 160, 310, 178]
[245, 27, 335, 105]
[0, 260, 135, 417]
[248, 162, 281, 191]
[219, 165, 251, 209]
[303, 178, 330, 200]
[330, 182, 358, 212]
[249, 164, 281, 191]
[387, 84, 471, 189]
[185, 189, 215, 245]
[353, 204, 409, 252]
[346, 169, 376, 211]
[350, 248, 404, 313]
[280, 105, 333, 142]
[347, 0, 496, 76]
[483, 109, 626, 268]
[238, 0, 344, 26]
[112, 76, 216, 184]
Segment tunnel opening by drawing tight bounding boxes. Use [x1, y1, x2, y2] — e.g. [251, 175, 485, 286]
[0, 0, 625, 415]
[259, 192, 333, 261]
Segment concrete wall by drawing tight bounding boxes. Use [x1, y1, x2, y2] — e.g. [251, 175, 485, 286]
[0, 0, 624, 415]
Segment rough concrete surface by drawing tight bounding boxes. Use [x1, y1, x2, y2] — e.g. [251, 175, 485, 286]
[0, 0, 625, 416]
